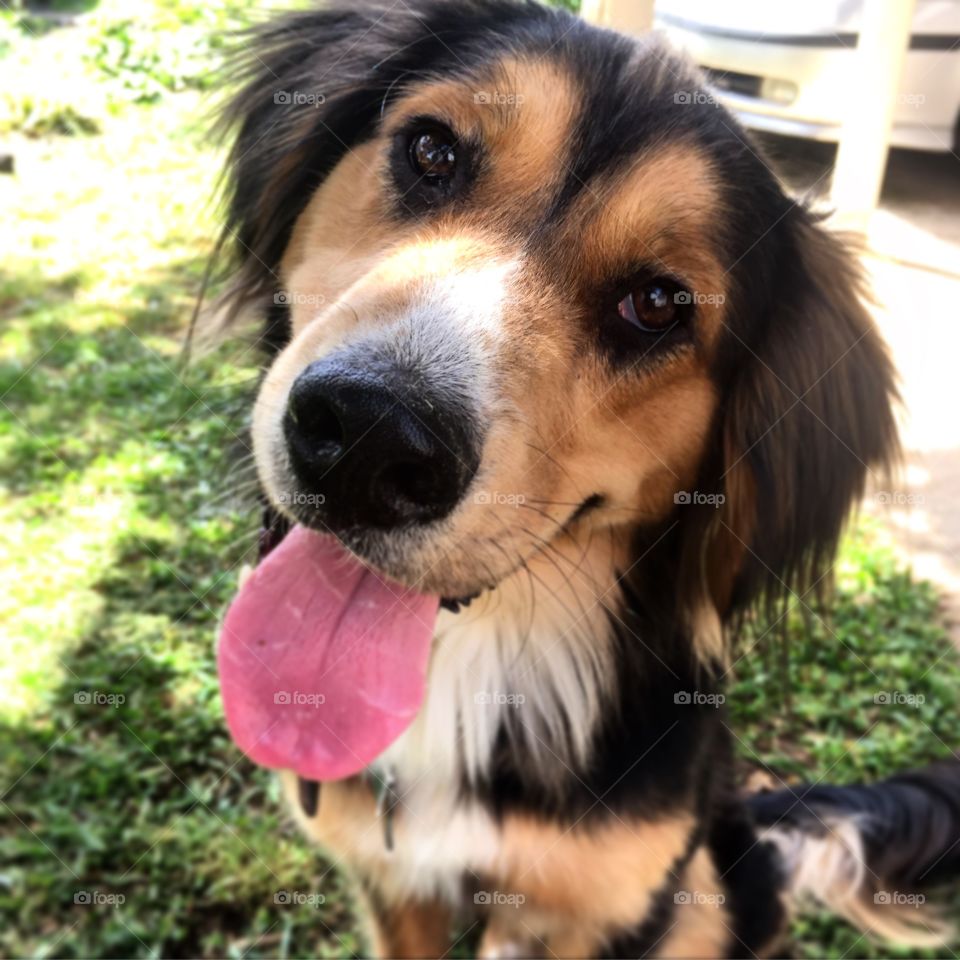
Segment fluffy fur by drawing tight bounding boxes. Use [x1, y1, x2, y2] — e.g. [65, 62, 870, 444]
[207, 1, 959, 956]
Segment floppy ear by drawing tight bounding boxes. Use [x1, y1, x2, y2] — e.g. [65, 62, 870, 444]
[213, 3, 409, 333]
[715, 210, 899, 616]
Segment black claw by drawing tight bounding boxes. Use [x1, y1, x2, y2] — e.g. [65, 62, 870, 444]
[298, 776, 320, 817]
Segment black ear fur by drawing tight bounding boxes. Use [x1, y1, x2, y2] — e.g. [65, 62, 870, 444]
[716, 210, 899, 616]
[211, 0, 557, 333]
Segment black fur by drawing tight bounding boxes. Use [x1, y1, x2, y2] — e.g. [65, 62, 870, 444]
[749, 761, 960, 890]
[707, 788, 788, 955]
[717, 211, 900, 616]
[474, 619, 724, 821]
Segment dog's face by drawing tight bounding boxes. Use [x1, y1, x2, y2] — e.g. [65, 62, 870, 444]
[223, 0, 897, 612]
[255, 58, 725, 596]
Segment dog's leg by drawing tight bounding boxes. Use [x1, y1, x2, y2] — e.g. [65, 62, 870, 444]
[477, 915, 542, 958]
[650, 848, 731, 959]
[477, 917, 601, 960]
[361, 890, 453, 960]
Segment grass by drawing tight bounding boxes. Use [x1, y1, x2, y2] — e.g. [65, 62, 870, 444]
[729, 532, 960, 959]
[1, 5, 959, 958]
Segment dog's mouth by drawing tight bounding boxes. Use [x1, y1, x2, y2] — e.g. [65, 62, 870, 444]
[217, 494, 602, 782]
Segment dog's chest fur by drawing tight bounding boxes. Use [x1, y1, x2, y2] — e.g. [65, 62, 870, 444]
[379, 551, 618, 787]
[286, 535, 626, 902]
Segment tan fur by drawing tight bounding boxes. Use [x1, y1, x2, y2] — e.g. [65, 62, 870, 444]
[654, 848, 732, 959]
[363, 892, 453, 960]
[280, 771, 379, 857]
[562, 143, 729, 343]
[278, 58, 581, 340]
[484, 813, 696, 955]
[388, 58, 581, 210]
[281, 769, 699, 957]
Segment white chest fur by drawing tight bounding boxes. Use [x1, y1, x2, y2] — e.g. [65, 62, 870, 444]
[359, 537, 621, 901]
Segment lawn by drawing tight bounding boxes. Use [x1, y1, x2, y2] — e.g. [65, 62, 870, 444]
[1, 3, 959, 958]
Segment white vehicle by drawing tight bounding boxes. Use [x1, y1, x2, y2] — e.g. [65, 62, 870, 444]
[655, 0, 960, 152]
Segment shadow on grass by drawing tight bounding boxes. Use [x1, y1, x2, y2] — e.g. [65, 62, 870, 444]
[0, 257, 255, 496]
[0, 261, 361, 955]
[0, 562, 363, 959]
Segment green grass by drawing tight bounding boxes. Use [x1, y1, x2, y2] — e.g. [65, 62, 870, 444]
[1, 5, 959, 958]
[728, 531, 960, 959]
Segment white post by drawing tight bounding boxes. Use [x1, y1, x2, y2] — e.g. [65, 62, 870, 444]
[830, 0, 917, 231]
[580, 0, 654, 34]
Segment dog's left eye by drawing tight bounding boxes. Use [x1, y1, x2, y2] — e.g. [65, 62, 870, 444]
[408, 127, 457, 182]
[617, 279, 688, 333]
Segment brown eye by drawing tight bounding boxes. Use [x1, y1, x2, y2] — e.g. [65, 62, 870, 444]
[409, 127, 457, 182]
[617, 279, 688, 332]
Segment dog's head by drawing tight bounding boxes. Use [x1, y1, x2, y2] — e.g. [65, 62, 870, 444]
[218, 0, 897, 626]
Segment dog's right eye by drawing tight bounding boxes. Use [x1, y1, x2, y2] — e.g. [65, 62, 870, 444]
[408, 127, 457, 183]
[391, 119, 474, 214]
[617, 279, 687, 333]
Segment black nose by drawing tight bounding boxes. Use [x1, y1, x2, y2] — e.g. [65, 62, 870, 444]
[282, 359, 481, 530]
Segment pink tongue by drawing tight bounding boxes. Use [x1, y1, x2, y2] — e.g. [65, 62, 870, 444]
[218, 526, 438, 781]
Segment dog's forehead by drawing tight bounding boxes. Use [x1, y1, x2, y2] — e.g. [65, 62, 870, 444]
[385, 48, 721, 247]
[277, 21, 744, 344]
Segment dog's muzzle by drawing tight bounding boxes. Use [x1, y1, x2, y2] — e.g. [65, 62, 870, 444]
[282, 355, 481, 532]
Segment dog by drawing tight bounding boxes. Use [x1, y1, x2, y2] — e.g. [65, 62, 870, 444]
[210, 1, 960, 955]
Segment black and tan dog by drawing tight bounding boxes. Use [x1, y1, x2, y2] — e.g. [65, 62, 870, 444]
[210, 1, 960, 956]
